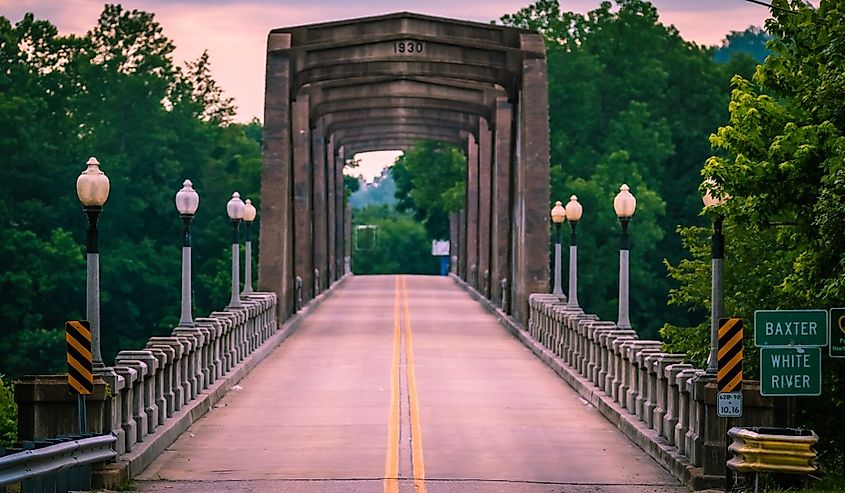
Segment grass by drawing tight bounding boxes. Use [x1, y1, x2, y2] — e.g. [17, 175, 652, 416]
[732, 472, 845, 492]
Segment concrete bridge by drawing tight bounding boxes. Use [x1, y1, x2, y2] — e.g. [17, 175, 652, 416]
[259, 12, 550, 324]
[10, 12, 786, 493]
[14, 270, 778, 491]
[132, 275, 684, 492]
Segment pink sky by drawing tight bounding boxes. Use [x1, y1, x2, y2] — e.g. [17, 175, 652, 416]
[1, 0, 773, 123]
[1, 1, 776, 180]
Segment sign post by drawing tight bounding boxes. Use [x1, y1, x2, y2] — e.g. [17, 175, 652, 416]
[830, 307, 845, 358]
[66, 320, 93, 433]
[431, 240, 450, 276]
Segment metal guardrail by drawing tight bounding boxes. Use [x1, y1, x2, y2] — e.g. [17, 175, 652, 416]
[728, 426, 818, 474]
[0, 434, 116, 491]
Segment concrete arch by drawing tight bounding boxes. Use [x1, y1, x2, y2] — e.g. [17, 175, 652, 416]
[260, 12, 550, 323]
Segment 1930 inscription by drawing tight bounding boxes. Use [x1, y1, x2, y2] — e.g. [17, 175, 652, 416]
[394, 41, 424, 54]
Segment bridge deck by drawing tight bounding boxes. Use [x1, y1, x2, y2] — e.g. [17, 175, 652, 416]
[136, 275, 683, 492]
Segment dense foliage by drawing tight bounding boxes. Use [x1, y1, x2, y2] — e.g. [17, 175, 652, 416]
[663, 0, 845, 472]
[0, 5, 261, 377]
[713, 26, 771, 64]
[501, 0, 760, 337]
[392, 141, 466, 240]
[351, 205, 439, 275]
[0, 376, 15, 446]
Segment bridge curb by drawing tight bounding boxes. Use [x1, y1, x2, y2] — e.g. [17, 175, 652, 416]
[449, 274, 721, 491]
[97, 274, 352, 487]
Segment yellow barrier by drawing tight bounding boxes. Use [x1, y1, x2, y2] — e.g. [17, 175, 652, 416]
[727, 427, 818, 474]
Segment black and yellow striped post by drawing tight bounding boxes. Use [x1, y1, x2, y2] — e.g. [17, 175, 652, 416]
[718, 317, 743, 491]
[66, 320, 93, 433]
[717, 317, 743, 393]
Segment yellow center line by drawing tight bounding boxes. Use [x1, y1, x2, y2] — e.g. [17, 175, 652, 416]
[402, 276, 427, 493]
[384, 276, 401, 493]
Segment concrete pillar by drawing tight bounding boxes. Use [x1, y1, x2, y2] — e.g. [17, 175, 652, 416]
[449, 212, 458, 274]
[292, 92, 313, 304]
[258, 32, 293, 318]
[477, 118, 493, 298]
[336, 148, 346, 276]
[312, 123, 328, 293]
[458, 208, 467, 280]
[327, 136, 337, 283]
[465, 134, 479, 288]
[490, 97, 512, 307]
[513, 33, 551, 323]
[344, 202, 352, 274]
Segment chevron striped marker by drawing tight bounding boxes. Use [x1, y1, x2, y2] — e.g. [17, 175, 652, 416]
[66, 320, 93, 395]
[717, 317, 743, 393]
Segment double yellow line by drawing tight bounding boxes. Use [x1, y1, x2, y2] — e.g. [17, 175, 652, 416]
[385, 276, 426, 493]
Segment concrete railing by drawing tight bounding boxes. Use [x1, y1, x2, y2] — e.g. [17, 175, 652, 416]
[521, 294, 783, 490]
[103, 292, 277, 456]
[15, 292, 278, 484]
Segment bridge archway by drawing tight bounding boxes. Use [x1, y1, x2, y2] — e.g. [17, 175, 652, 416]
[259, 12, 550, 322]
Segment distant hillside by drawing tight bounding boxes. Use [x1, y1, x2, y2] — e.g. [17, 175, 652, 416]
[714, 26, 771, 63]
[349, 167, 397, 209]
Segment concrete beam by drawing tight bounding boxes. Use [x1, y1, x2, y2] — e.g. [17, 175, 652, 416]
[332, 124, 464, 144]
[313, 96, 492, 123]
[326, 116, 475, 139]
[322, 107, 479, 138]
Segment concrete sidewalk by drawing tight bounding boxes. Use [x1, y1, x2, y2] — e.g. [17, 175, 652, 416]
[135, 275, 684, 492]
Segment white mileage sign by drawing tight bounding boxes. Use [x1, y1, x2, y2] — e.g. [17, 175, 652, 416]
[717, 391, 743, 417]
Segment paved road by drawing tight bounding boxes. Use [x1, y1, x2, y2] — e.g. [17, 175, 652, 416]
[135, 275, 684, 493]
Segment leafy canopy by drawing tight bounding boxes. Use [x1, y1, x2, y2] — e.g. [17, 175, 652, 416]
[0, 5, 261, 377]
[502, 0, 744, 335]
[393, 140, 466, 240]
[663, 0, 845, 469]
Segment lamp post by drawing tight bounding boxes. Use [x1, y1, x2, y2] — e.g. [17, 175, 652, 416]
[550, 200, 566, 297]
[76, 157, 110, 368]
[703, 180, 729, 374]
[175, 180, 199, 327]
[565, 195, 583, 309]
[226, 192, 245, 308]
[242, 199, 256, 295]
[613, 184, 637, 330]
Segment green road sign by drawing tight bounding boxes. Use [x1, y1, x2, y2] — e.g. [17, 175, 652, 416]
[760, 346, 821, 396]
[754, 310, 828, 347]
[831, 308, 845, 358]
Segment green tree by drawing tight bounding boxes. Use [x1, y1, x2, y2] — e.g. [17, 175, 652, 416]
[0, 5, 262, 378]
[393, 140, 466, 240]
[502, 0, 732, 334]
[351, 205, 439, 275]
[713, 26, 771, 64]
[0, 375, 16, 446]
[664, 0, 845, 471]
